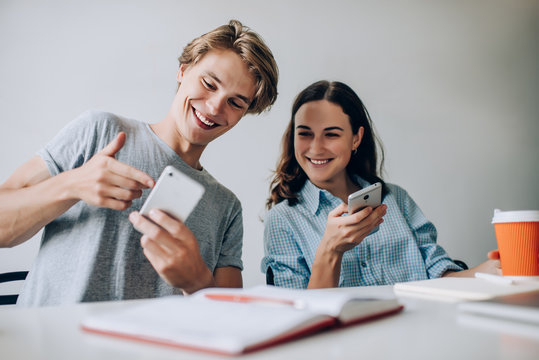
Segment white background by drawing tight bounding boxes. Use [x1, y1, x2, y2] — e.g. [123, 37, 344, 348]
[1, 0, 537, 289]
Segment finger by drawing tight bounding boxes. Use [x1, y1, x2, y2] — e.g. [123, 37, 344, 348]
[487, 250, 500, 260]
[107, 159, 155, 188]
[97, 198, 132, 210]
[494, 260, 502, 276]
[104, 171, 151, 191]
[140, 235, 171, 273]
[99, 132, 126, 158]
[348, 206, 374, 223]
[352, 204, 386, 223]
[98, 185, 142, 202]
[130, 211, 165, 240]
[147, 209, 198, 251]
[330, 203, 352, 218]
[141, 234, 169, 260]
[374, 204, 387, 216]
[148, 209, 186, 238]
[129, 211, 179, 253]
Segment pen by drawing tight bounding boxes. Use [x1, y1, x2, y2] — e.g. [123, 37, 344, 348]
[474, 272, 514, 285]
[204, 294, 303, 308]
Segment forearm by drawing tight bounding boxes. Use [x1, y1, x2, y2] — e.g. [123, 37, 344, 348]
[181, 267, 216, 295]
[307, 248, 343, 289]
[0, 171, 78, 247]
[183, 266, 243, 294]
[443, 259, 501, 278]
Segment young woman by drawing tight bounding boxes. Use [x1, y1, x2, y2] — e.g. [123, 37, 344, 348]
[0, 20, 279, 306]
[262, 80, 498, 289]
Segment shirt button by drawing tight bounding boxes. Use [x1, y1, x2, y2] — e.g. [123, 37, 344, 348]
[360, 261, 367, 267]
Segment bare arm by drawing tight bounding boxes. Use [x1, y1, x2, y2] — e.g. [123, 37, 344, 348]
[443, 250, 502, 278]
[214, 266, 243, 288]
[0, 156, 76, 247]
[0, 132, 154, 248]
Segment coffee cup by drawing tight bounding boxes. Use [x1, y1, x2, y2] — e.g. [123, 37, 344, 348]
[492, 209, 539, 276]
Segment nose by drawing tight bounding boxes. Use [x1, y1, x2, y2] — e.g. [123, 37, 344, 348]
[310, 135, 325, 154]
[206, 94, 226, 116]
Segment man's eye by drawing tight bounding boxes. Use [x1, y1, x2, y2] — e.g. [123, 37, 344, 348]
[229, 99, 243, 109]
[203, 79, 216, 90]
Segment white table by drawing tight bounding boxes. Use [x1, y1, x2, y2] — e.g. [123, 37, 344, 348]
[1, 286, 538, 360]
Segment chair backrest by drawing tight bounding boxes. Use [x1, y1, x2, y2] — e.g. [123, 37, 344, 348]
[0, 271, 28, 305]
[266, 267, 274, 286]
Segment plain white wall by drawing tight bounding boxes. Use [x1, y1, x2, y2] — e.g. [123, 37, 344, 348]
[1, 0, 537, 289]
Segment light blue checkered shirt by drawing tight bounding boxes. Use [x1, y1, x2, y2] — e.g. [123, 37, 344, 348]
[261, 177, 462, 289]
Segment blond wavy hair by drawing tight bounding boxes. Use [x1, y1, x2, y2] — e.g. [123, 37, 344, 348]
[178, 20, 279, 115]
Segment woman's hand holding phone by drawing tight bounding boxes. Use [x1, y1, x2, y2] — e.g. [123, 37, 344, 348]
[309, 203, 386, 288]
[320, 203, 386, 255]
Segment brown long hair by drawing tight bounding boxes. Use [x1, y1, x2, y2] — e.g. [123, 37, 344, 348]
[267, 80, 385, 209]
[178, 20, 278, 115]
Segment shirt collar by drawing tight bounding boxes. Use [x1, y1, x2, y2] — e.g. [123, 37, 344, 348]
[299, 180, 339, 215]
[300, 175, 372, 215]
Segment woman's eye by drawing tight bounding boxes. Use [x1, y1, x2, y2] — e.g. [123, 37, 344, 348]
[297, 132, 312, 137]
[326, 133, 339, 137]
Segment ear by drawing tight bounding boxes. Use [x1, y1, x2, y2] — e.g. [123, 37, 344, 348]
[352, 126, 364, 151]
[177, 64, 187, 83]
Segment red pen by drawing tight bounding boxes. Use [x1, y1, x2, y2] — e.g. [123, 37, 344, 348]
[204, 293, 297, 307]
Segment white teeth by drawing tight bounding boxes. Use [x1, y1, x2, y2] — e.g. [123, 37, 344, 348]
[310, 159, 329, 165]
[195, 109, 216, 127]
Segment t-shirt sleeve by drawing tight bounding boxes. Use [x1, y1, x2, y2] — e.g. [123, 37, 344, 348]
[398, 187, 463, 278]
[261, 207, 311, 289]
[37, 110, 108, 176]
[215, 198, 244, 270]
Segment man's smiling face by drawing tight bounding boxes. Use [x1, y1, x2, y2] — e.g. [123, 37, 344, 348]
[172, 49, 256, 147]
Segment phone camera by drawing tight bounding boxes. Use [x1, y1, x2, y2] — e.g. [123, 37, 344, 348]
[168, 172, 173, 177]
[363, 194, 370, 200]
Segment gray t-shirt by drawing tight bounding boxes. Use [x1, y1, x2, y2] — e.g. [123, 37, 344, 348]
[17, 110, 243, 307]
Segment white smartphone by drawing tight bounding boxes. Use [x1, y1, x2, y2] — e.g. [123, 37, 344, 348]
[347, 182, 382, 234]
[140, 166, 205, 222]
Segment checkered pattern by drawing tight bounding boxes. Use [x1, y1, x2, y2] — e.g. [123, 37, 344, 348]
[261, 177, 462, 289]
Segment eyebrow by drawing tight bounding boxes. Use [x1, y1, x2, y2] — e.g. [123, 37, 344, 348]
[296, 125, 344, 131]
[205, 71, 251, 106]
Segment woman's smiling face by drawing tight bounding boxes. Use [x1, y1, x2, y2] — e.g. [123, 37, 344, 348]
[294, 100, 361, 189]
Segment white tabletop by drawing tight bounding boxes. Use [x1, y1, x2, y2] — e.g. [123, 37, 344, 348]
[1, 285, 538, 360]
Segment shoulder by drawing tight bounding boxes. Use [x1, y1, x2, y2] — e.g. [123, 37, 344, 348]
[264, 200, 299, 226]
[74, 110, 142, 132]
[382, 182, 417, 211]
[66, 110, 148, 150]
[383, 182, 429, 222]
[384, 183, 411, 200]
[68, 110, 142, 132]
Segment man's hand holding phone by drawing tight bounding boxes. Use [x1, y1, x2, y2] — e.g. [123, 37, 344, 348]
[129, 208, 214, 294]
[130, 165, 209, 294]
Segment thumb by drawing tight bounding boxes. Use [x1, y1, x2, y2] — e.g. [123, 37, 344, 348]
[329, 203, 348, 218]
[99, 132, 126, 157]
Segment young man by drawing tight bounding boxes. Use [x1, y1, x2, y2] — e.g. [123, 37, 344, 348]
[0, 20, 279, 306]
